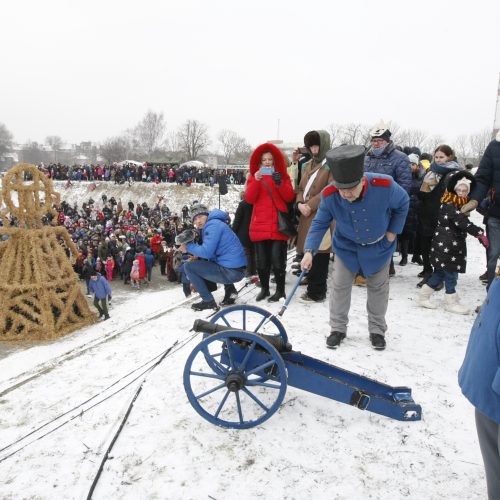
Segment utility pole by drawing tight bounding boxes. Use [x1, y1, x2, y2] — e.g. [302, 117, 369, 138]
[494, 72, 500, 139]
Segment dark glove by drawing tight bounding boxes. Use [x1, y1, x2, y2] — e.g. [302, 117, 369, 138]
[272, 172, 281, 186]
[477, 233, 489, 249]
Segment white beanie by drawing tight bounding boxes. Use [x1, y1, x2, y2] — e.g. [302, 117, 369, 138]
[455, 177, 472, 195]
[408, 153, 420, 165]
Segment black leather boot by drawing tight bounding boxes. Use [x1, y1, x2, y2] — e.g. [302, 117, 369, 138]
[399, 240, 409, 266]
[256, 270, 270, 301]
[268, 271, 286, 302]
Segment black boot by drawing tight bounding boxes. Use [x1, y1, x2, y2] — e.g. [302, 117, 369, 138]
[256, 270, 270, 302]
[411, 254, 423, 265]
[399, 240, 409, 266]
[389, 258, 396, 277]
[192, 300, 219, 311]
[268, 271, 286, 302]
[220, 284, 238, 306]
[416, 271, 432, 288]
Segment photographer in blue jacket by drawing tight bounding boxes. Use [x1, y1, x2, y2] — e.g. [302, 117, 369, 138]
[179, 205, 247, 311]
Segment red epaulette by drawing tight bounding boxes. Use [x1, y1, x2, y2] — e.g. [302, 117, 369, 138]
[370, 177, 392, 188]
[322, 184, 338, 197]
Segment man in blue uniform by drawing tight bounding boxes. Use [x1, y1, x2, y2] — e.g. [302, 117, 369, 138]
[301, 145, 409, 350]
[179, 206, 247, 311]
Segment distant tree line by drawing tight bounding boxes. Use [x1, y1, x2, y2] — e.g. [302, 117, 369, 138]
[0, 114, 496, 170]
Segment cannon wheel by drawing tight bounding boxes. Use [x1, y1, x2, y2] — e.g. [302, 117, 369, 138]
[210, 304, 288, 341]
[183, 330, 287, 429]
[205, 305, 288, 376]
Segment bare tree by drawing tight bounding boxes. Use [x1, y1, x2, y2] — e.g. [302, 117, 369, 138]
[134, 110, 166, 156]
[123, 127, 141, 159]
[470, 128, 493, 160]
[422, 135, 446, 155]
[325, 123, 341, 146]
[455, 134, 471, 167]
[396, 129, 428, 150]
[217, 129, 251, 165]
[100, 136, 128, 163]
[177, 119, 210, 160]
[45, 135, 63, 162]
[166, 130, 180, 152]
[337, 123, 371, 146]
[0, 123, 13, 157]
[22, 140, 44, 165]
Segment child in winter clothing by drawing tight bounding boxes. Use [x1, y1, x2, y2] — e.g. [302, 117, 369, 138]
[130, 259, 141, 289]
[88, 271, 112, 320]
[105, 256, 115, 281]
[417, 171, 489, 314]
[94, 257, 102, 272]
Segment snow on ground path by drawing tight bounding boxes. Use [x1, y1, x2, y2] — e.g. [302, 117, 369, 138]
[0, 213, 490, 499]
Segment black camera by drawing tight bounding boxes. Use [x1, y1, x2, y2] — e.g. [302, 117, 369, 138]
[298, 147, 309, 155]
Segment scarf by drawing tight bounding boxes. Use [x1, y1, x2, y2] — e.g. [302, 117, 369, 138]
[440, 191, 468, 208]
[431, 160, 462, 175]
[370, 144, 389, 157]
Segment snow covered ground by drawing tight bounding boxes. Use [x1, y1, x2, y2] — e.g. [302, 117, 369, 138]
[0, 180, 491, 499]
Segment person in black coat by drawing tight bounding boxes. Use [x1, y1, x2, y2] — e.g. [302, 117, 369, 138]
[121, 247, 135, 285]
[417, 170, 489, 314]
[399, 154, 425, 266]
[462, 136, 500, 289]
[232, 191, 256, 276]
[416, 145, 462, 286]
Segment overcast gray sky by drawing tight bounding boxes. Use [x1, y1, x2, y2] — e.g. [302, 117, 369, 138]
[1, 0, 499, 148]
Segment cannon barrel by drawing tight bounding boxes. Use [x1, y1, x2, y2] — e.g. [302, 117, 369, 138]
[192, 319, 292, 352]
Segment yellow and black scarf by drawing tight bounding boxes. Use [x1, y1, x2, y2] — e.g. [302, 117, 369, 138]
[440, 190, 468, 208]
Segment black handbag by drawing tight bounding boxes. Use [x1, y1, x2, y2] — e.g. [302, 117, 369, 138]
[262, 180, 297, 238]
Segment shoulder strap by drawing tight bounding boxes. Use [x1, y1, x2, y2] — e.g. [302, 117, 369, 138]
[261, 179, 279, 210]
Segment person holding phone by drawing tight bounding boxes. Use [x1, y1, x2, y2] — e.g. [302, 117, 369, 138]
[245, 143, 295, 302]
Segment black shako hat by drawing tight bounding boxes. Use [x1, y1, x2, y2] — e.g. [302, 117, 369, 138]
[326, 145, 366, 189]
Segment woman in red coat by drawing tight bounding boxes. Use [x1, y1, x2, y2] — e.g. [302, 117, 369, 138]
[245, 143, 295, 301]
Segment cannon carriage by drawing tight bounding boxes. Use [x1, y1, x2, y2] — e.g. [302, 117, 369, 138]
[183, 304, 422, 429]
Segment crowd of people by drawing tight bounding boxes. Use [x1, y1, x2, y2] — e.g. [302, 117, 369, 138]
[3, 122, 499, 497]
[35, 162, 247, 186]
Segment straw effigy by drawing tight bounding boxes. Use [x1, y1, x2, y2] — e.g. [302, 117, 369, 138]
[0, 164, 96, 340]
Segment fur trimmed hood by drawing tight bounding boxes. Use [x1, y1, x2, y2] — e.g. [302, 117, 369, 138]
[446, 169, 476, 194]
[249, 143, 289, 176]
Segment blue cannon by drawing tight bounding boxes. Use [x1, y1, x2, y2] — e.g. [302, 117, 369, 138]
[183, 305, 422, 429]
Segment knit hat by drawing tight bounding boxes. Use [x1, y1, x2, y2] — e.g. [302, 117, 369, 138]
[190, 204, 209, 220]
[454, 177, 472, 196]
[304, 131, 321, 148]
[408, 153, 420, 165]
[326, 145, 366, 189]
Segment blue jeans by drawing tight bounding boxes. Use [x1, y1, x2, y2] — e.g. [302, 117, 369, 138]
[486, 217, 500, 289]
[427, 269, 458, 294]
[184, 260, 245, 302]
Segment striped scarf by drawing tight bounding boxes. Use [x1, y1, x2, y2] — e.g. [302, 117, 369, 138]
[440, 191, 468, 208]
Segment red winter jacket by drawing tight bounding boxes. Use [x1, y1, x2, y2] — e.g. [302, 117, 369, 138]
[245, 143, 295, 242]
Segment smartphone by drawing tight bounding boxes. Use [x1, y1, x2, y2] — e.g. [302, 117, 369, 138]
[298, 147, 309, 155]
[260, 166, 274, 176]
